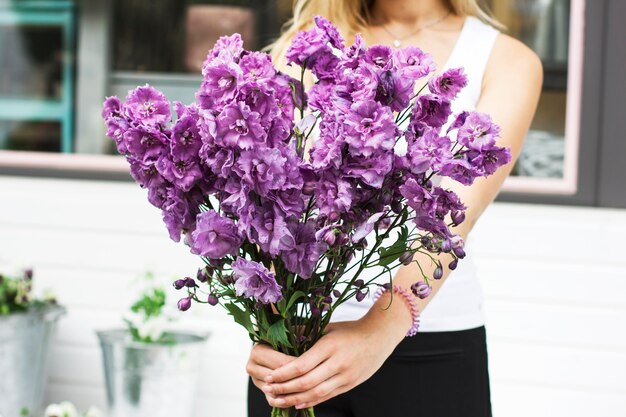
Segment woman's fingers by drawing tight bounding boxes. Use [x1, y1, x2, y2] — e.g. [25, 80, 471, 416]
[267, 374, 347, 408]
[266, 341, 332, 384]
[247, 362, 273, 388]
[250, 343, 296, 370]
[263, 358, 340, 396]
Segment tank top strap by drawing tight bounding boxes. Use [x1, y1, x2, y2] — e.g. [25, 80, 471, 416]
[443, 16, 500, 107]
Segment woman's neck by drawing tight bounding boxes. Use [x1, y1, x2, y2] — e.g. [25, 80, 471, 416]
[371, 0, 451, 26]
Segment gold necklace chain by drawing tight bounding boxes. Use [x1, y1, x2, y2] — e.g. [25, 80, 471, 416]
[379, 10, 452, 47]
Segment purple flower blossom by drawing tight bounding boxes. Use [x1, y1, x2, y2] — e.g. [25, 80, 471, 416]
[286, 26, 330, 67]
[344, 101, 397, 157]
[124, 126, 168, 163]
[203, 34, 244, 70]
[234, 148, 287, 196]
[190, 210, 243, 259]
[314, 15, 345, 50]
[393, 46, 436, 80]
[282, 221, 325, 278]
[232, 258, 282, 304]
[406, 128, 453, 174]
[239, 52, 276, 83]
[198, 60, 243, 108]
[125, 85, 171, 126]
[410, 94, 453, 131]
[171, 108, 202, 160]
[156, 154, 203, 192]
[365, 45, 394, 70]
[214, 101, 266, 149]
[315, 171, 354, 216]
[428, 68, 468, 100]
[457, 112, 501, 151]
[247, 203, 295, 256]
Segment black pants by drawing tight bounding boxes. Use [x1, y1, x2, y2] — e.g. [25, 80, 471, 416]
[248, 326, 492, 417]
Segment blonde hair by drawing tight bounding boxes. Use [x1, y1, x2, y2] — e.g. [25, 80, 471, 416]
[270, 0, 502, 61]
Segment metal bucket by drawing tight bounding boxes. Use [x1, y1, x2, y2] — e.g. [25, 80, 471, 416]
[97, 329, 209, 417]
[0, 305, 66, 417]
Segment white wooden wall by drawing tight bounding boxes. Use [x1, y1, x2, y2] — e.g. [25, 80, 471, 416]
[0, 176, 625, 417]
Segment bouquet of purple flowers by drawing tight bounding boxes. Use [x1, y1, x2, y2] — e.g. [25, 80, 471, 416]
[103, 16, 510, 417]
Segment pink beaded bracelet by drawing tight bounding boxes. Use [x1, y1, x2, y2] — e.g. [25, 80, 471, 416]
[372, 285, 420, 337]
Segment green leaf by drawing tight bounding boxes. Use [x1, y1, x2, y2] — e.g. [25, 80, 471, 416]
[225, 303, 255, 334]
[378, 231, 407, 267]
[266, 319, 292, 350]
[285, 291, 306, 312]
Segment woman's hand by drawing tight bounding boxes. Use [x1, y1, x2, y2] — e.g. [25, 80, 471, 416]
[246, 343, 297, 406]
[258, 310, 409, 409]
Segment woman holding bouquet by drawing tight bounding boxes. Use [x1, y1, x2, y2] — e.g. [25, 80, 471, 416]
[247, 0, 542, 416]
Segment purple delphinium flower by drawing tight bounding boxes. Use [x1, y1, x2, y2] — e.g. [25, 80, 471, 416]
[234, 148, 287, 196]
[124, 85, 171, 126]
[439, 157, 482, 186]
[344, 101, 397, 157]
[456, 112, 501, 151]
[124, 126, 168, 163]
[128, 159, 165, 189]
[410, 94, 453, 131]
[375, 71, 415, 112]
[156, 154, 203, 192]
[214, 101, 266, 149]
[282, 221, 325, 278]
[428, 68, 468, 100]
[365, 45, 394, 70]
[393, 46, 436, 80]
[466, 147, 512, 176]
[315, 170, 354, 216]
[190, 210, 243, 259]
[198, 60, 243, 108]
[239, 51, 276, 84]
[171, 108, 202, 160]
[247, 203, 295, 256]
[203, 34, 244, 68]
[314, 15, 345, 50]
[343, 151, 393, 188]
[285, 26, 330, 68]
[406, 128, 453, 174]
[232, 257, 283, 304]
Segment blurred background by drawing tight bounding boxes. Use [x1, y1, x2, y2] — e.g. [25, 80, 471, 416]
[0, 0, 624, 416]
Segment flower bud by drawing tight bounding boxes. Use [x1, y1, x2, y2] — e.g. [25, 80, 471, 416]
[196, 269, 208, 283]
[311, 306, 321, 316]
[173, 279, 186, 290]
[411, 281, 432, 299]
[399, 251, 414, 265]
[449, 259, 458, 270]
[420, 236, 431, 246]
[353, 279, 364, 288]
[440, 239, 452, 253]
[391, 201, 403, 214]
[433, 266, 444, 280]
[177, 297, 192, 312]
[329, 211, 340, 222]
[323, 296, 332, 305]
[453, 247, 466, 259]
[355, 290, 366, 302]
[451, 211, 465, 226]
[333, 289, 342, 298]
[382, 283, 392, 290]
[323, 229, 336, 246]
[302, 181, 316, 196]
[184, 277, 198, 288]
[207, 294, 219, 306]
[337, 233, 350, 246]
[24, 268, 33, 280]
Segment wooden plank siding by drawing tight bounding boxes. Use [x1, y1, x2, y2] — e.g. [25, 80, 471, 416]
[1, 176, 625, 417]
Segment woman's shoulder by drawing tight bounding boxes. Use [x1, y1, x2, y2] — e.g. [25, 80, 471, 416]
[484, 31, 543, 89]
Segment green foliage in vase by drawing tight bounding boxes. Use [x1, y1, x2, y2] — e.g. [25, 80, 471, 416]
[0, 268, 57, 315]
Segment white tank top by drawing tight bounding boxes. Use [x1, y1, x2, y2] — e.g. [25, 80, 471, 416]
[330, 16, 500, 332]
